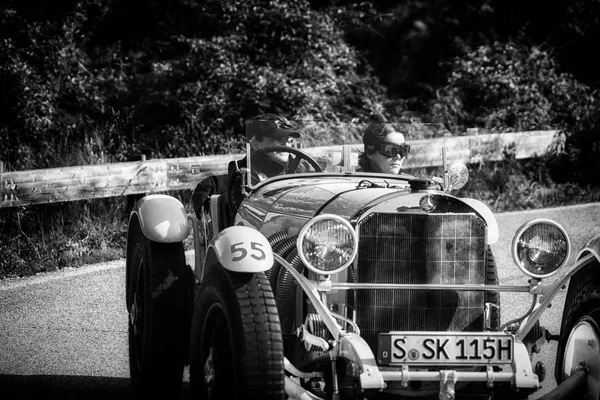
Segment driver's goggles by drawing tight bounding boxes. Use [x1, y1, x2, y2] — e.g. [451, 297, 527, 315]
[367, 142, 410, 158]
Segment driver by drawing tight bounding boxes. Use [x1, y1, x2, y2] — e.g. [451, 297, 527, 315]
[191, 114, 302, 217]
[245, 114, 303, 181]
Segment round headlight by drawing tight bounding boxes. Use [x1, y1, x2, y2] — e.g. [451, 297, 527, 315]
[297, 214, 358, 275]
[511, 218, 571, 279]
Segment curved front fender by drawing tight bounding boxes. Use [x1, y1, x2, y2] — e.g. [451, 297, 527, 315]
[130, 194, 189, 243]
[205, 226, 274, 273]
[577, 232, 600, 263]
[459, 198, 499, 244]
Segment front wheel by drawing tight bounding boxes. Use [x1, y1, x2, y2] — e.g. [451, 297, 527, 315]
[557, 265, 600, 400]
[189, 267, 284, 399]
[126, 221, 192, 398]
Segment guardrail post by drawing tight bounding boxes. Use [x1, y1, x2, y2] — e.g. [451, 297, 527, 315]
[0, 160, 4, 173]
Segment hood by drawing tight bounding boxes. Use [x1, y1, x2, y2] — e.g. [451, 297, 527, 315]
[236, 176, 386, 229]
[235, 174, 498, 244]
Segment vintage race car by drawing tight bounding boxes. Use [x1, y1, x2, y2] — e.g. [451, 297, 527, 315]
[124, 122, 600, 400]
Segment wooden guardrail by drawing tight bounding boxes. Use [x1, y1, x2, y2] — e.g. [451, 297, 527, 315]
[0, 130, 560, 209]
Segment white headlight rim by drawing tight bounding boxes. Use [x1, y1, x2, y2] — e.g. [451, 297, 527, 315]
[511, 218, 571, 279]
[297, 214, 358, 275]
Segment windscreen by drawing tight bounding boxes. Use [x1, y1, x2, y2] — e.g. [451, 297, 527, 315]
[243, 120, 450, 187]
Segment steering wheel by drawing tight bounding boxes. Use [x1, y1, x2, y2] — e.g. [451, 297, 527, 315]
[250, 145, 323, 174]
[227, 146, 323, 215]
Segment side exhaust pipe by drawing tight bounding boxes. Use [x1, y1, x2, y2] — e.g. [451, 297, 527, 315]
[537, 369, 587, 400]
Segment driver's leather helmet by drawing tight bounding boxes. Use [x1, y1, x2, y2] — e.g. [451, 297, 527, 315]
[247, 114, 301, 142]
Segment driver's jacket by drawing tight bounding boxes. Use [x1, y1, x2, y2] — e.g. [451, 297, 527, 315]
[191, 154, 296, 217]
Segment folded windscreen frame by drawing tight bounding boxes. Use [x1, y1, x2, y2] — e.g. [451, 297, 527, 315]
[243, 120, 451, 188]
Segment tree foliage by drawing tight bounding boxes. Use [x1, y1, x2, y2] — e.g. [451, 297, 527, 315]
[0, 0, 599, 169]
[1, 0, 394, 168]
[430, 41, 598, 133]
[1, 2, 109, 169]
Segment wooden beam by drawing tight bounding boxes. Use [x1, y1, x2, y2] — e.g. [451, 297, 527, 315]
[0, 154, 244, 208]
[303, 130, 559, 169]
[0, 130, 559, 209]
[404, 130, 559, 168]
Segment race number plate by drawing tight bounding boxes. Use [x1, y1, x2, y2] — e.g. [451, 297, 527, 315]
[378, 332, 514, 365]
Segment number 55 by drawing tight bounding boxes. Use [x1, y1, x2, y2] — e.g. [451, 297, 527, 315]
[230, 241, 266, 262]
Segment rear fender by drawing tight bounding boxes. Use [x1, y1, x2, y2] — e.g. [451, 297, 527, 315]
[129, 194, 189, 243]
[459, 198, 499, 244]
[198, 226, 274, 282]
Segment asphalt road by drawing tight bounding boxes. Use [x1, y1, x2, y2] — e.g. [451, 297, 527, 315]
[1, 202, 599, 399]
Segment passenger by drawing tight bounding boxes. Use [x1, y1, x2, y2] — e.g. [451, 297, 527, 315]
[356, 123, 410, 174]
[191, 114, 301, 217]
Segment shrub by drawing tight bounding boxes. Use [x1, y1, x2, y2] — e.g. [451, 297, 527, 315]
[0, 2, 115, 170]
[547, 106, 600, 187]
[122, 0, 394, 158]
[430, 41, 597, 134]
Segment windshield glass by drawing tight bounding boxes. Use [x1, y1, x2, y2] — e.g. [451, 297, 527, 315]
[244, 120, 451, 187]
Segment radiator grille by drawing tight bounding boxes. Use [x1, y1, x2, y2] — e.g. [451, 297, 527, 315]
[354, 213, 487, 349]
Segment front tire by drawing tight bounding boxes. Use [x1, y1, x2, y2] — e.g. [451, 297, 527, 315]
[557, 264, 600, 400]
[189, 267, 284, 399]
[126, 220, 192, 398]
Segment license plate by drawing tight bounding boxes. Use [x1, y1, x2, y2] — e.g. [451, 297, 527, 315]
[378, 332, 514, 365]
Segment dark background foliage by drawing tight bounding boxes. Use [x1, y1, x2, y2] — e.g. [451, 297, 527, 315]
[1, 0, 599, 276]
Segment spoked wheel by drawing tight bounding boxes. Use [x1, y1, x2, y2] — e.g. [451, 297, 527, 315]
[560, 309, 600, 400]
[198, 301, 235, 395]
[557, 265, 600, 400]
[562, 310, 600, 400]
[189, 267, 284, 400]
[126, 219, 193, 398]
